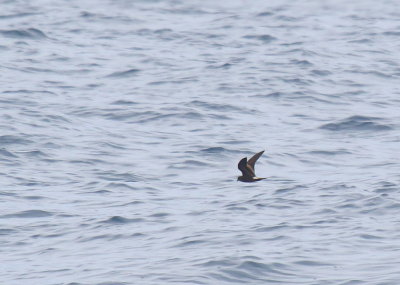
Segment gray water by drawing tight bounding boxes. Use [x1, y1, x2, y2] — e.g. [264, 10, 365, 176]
[1, 0, 400, 284]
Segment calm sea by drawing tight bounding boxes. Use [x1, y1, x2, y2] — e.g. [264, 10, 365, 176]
[1, 0, 400, 284]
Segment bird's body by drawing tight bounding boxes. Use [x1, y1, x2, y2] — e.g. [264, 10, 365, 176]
[237, 150, 266, 183]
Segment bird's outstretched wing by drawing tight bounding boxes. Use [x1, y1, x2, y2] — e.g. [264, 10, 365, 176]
[238, 157, 252, 177]
[247, 150, 264, 174]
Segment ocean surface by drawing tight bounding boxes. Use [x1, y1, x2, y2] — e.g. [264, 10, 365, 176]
[1, 0, 400, 284]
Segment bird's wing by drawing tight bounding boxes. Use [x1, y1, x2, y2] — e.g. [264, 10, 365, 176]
[238, 157, 253, 177]
[247, 150, 264, 174]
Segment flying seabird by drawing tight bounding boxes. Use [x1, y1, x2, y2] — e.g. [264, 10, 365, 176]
[237, 150, 266, 182]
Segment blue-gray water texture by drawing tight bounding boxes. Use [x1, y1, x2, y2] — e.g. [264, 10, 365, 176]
[1, 0, 400, 284]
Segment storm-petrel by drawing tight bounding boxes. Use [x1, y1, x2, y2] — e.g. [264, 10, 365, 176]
[237, 150, 266, 182]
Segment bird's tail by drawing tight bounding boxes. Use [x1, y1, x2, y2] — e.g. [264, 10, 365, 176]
[253, 177, 266, 181]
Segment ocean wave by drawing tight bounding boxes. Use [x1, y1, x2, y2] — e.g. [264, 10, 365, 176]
[320, 115, 393, 132]
[105, 69, 140, 78]
[0, 28, 47, 39]
[1, 210, 53, 218]
[0, 135, 33, 145]
[0, 148, 18, 158]
[102, 216, 145, 224]
[243, 34, 277, 43]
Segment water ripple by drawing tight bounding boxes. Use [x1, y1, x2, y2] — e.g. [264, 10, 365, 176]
[105, 69, 140, 78]
[0, 28, 47, 39]
[1, 210, 53, 218]
[102, 216, 145, 224]
[243, 34, 277, 43]
[2, 1, 400, 284]
[320, 115, 393, 132]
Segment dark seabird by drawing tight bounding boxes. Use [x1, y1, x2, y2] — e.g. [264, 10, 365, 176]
[237, 150, 266, 182]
